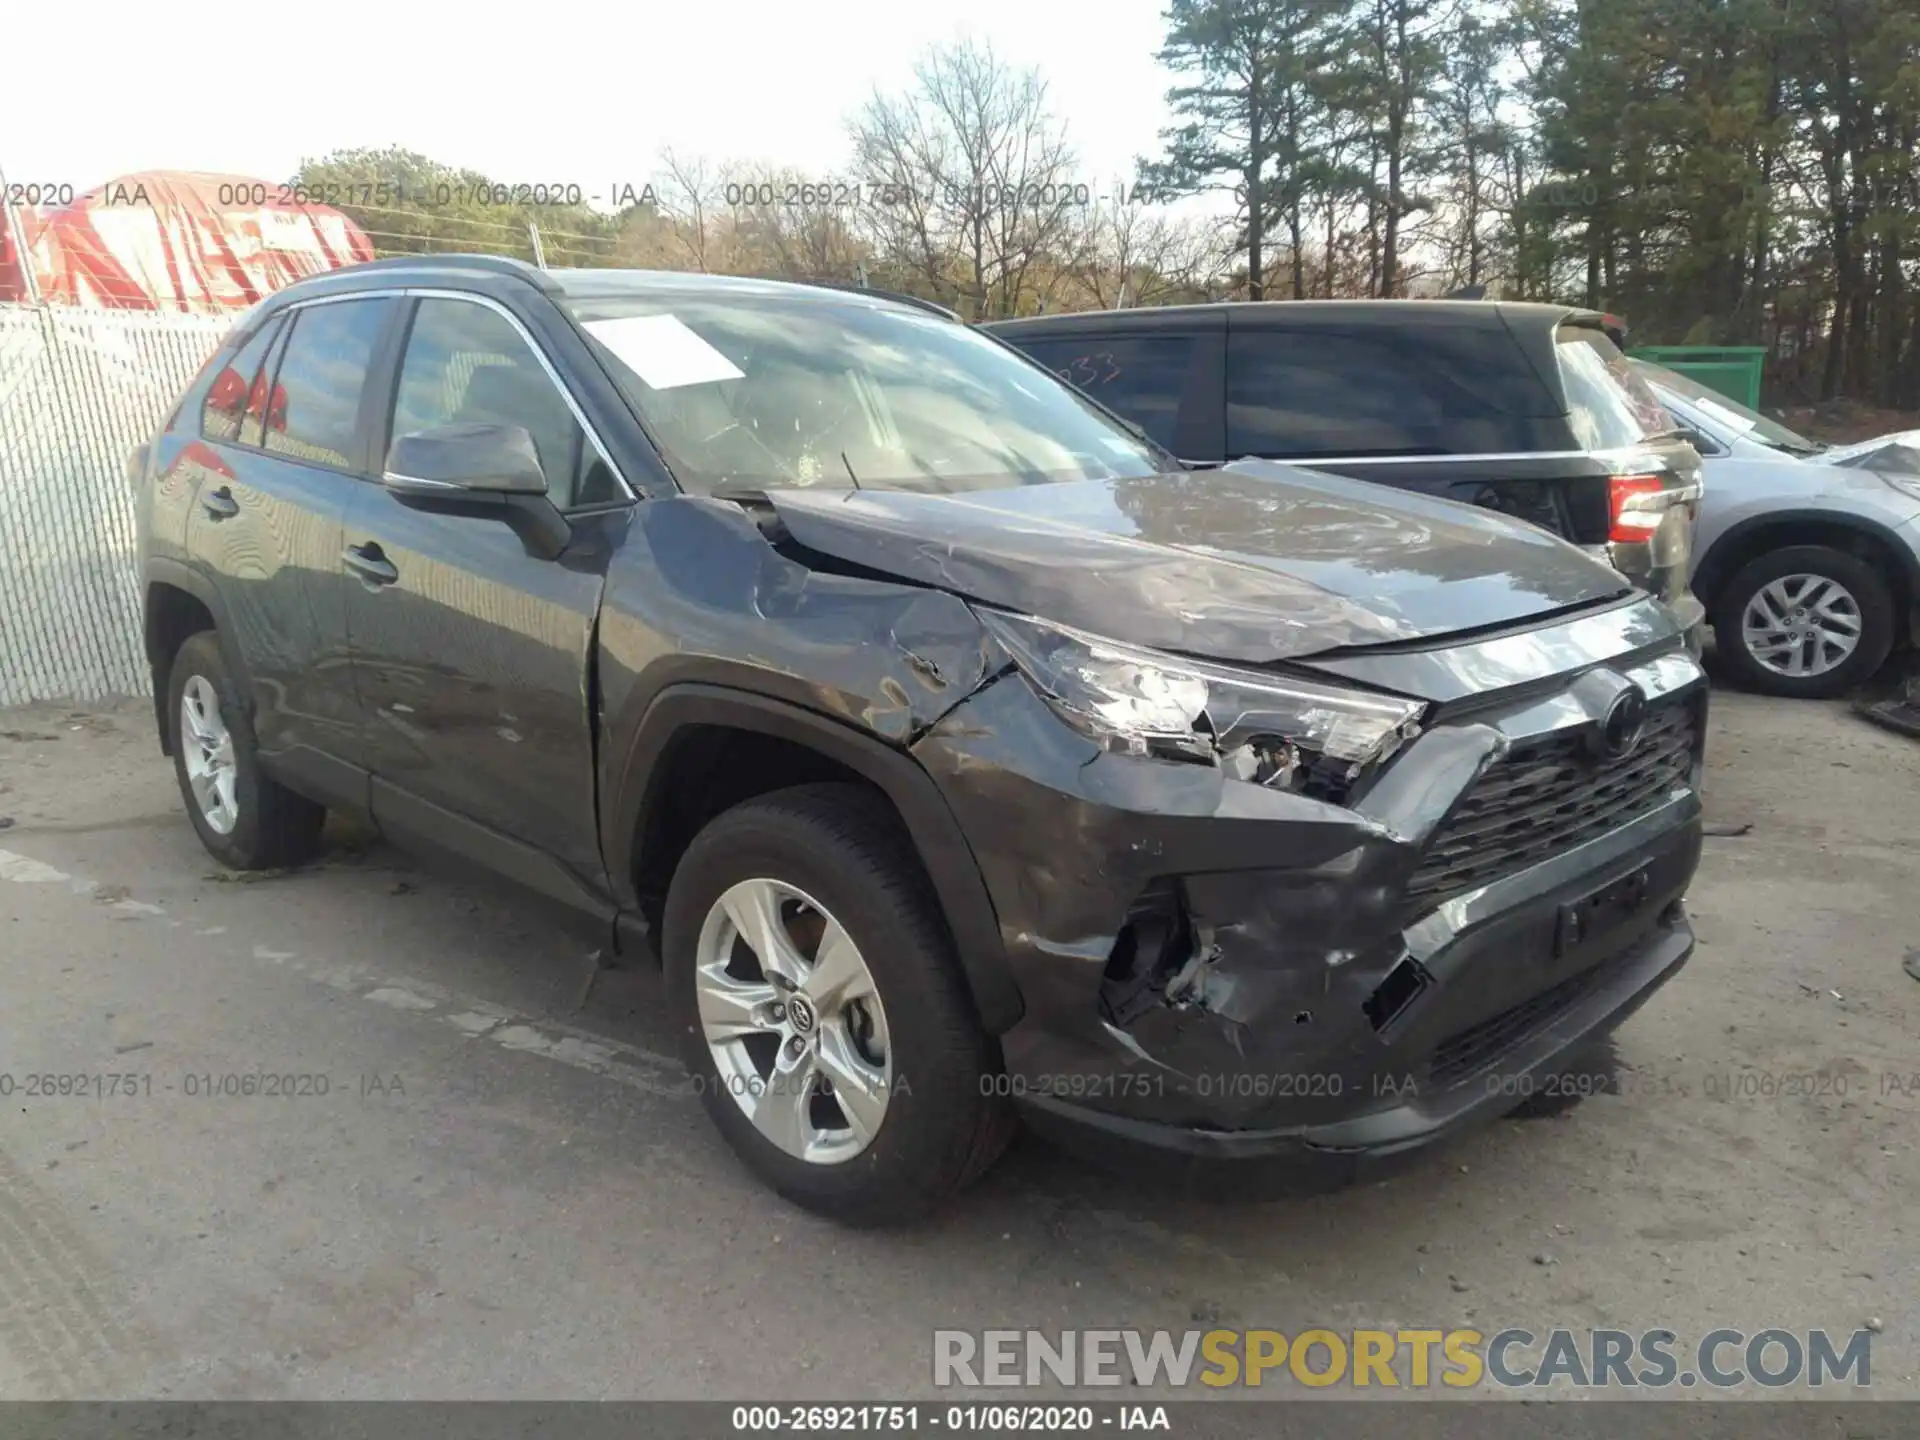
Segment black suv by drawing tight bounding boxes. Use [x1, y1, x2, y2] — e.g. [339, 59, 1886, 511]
[135, 257, 1706, 1222]
[987, 300, 1706, 638]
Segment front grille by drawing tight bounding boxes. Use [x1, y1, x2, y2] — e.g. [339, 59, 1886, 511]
[1405, 696, 1699, 910]
[1427, 956, 1618, 1088]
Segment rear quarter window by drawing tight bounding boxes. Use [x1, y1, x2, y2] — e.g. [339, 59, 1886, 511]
[1556, 327, 1671, 450]
[199, 317, 284, 443]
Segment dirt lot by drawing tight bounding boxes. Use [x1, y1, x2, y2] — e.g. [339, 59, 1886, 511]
[0, 686, 1913, 1403]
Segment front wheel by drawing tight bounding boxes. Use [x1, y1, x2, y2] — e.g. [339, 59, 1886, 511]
[663, 783, 1013, 1224]
[1711, 545, 1895, 699]
[167, 631, 326, 869]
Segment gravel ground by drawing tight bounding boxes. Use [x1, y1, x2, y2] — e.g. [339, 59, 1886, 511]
[0, 687, 1913, 1403]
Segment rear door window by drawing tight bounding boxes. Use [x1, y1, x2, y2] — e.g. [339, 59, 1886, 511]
[263, 298, 395, 471]
[1556, 327, 1672, 450]
[1225, 327, 1533, 459]
[1014, 334, 1195, 451]
[200, 317, 284, 444]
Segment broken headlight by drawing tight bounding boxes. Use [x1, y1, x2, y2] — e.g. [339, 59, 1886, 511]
[977, 609, 1427, 794]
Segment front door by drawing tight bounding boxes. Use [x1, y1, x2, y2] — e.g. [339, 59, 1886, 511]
[343, 293, 624, 888]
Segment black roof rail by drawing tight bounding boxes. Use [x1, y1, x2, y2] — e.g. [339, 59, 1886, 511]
[329, 252, 560, 294]
[794, 278, 961, 321]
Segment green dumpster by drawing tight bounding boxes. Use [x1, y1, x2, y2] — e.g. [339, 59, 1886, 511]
[1629, 345, 1768, 410]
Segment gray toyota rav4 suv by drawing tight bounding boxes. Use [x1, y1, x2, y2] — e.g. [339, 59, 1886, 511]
[134, 257, 1706, 1222]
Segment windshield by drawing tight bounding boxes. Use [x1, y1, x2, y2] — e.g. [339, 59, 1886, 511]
[567, 291, 1166, 496]
[1631, 359, 1824, 455]
[1555, 325, 1676, 449]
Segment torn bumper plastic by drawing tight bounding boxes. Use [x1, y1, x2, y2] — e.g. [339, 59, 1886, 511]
[912, 640, 1706, 1189]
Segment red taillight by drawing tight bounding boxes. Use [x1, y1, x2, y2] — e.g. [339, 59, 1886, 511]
[1608, 473, 1666, 543]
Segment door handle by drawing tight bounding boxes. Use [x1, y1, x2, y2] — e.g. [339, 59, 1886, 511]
[342, 542, 399, 588]
[200, 486, 239, 521]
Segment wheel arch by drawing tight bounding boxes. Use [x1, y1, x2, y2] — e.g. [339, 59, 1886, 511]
[1694, 511, 1917, 642]
[609, 684, 1023, 1035]
[144, 560, 252, 756]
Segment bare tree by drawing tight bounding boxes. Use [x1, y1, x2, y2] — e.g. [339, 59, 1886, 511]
[1066, 200, 1228, 308]
[849, 38, 1084, 318]
[720, 164, 868, 283]
[653, 148, 721, 272]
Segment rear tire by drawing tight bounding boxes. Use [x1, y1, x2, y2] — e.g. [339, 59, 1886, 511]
[168, 631, 326, 870]
[1711, 545, 1894, 699]
[663, 783, 1013, 1225]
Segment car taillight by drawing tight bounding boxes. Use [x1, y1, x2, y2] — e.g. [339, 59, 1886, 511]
[1608, 473, 1667, 543]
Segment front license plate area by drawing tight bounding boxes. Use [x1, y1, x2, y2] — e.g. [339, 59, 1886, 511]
[1554, 864, 1654, 957]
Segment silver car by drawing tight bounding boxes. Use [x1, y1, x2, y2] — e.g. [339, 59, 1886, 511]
[1636, 360, 1920, 698]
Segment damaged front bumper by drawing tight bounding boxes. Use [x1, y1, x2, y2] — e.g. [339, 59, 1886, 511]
[913, 618, 1707, 1194]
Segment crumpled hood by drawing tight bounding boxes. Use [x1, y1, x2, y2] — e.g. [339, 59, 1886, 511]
[1813, 429, 1920, 469]
[763, 461, 1631, 664]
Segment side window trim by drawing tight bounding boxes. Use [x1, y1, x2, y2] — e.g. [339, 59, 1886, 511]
[357, 295, 417, 477]
[396, 287, 632, 509]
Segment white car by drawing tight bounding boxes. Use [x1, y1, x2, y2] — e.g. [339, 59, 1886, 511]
[1636, 360, 1920, 698]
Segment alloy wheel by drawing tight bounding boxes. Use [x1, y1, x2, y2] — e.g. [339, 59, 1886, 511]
[1740, 573, 1862, 679]
[694, 877, 893, 1165]
[180, 675, 240, 834]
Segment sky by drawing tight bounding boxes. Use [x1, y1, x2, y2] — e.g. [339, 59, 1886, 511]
[5, 0, 1178, 209]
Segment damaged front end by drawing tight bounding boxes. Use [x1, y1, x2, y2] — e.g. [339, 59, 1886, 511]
[913, 601, 1706, 1150]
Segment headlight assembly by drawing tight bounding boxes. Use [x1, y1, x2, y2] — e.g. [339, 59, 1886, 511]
[975, 609, 1427, 796]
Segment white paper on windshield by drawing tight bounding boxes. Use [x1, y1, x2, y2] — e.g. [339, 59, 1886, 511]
[1693, 395, 1759, 436]
[585, 314, 743, 390]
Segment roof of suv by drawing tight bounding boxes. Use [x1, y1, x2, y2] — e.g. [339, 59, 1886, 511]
[267, 254, 959, 320]
[987, 298, 1606, 337]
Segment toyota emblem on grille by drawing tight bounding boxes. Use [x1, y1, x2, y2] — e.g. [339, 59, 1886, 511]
[1597, 685, 1649, 759]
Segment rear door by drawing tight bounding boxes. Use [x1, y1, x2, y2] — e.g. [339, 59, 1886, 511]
[1001, 319, 1225, 462]
[342, 291, 624, 889]
[183, 294, 398, 804]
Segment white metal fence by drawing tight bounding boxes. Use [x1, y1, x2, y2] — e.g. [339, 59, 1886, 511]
[0, 303, 230, 705]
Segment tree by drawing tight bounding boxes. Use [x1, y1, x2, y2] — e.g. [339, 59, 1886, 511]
[290, 147, 617, 266]
[848, 39, 1082, 319]
[1144, 0, 1334, 299]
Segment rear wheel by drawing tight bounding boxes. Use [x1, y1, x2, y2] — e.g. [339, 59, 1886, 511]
[1711, 545, 1894, 699]
[168, 631, 326, 869]
[663, 783, 1012, 1224]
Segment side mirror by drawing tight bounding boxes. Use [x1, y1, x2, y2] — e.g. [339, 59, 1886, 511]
[1670, 426, 1719, 456]
[384, 423, 549, 497]
[381, 422, 570, 560]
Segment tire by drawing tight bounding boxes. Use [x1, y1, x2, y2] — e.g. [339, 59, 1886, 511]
[167, 630, 326, 869]
[663, 782, 1013, 1224]
[1710, 544, 1894, 699]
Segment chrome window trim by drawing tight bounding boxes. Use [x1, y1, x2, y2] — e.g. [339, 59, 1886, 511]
[280, 285, 636, 504]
